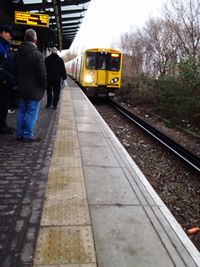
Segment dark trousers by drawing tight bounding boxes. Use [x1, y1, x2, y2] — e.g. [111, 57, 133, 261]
[46, 81, 61, 107]
[0, 83, 10, 129]
[9, 88, 18, 109]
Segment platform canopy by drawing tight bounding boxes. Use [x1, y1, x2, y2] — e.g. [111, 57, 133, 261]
[0, 0, 91, 50]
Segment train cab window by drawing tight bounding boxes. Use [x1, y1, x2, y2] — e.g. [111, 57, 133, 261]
[109, 53, 120, 71]
[86, 52, 96, 69]
[97, 53, 107, 70]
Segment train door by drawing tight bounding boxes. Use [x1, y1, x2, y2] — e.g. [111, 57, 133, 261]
[97, 52, 107, 85]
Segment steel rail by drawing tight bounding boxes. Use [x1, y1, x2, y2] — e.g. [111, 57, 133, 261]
[108, 98, 200, 173]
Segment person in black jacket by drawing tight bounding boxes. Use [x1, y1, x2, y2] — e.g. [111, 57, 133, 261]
[45, 47, 67, 109]
[14, 29, 47, 142]
[0, 24, 16, 134]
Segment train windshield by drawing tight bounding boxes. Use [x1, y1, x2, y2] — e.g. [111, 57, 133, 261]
[86, 51, 121, 71]
[109, 53, 120, 71]
[86, 52, 96, 69]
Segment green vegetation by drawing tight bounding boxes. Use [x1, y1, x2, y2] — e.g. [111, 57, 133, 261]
[118, 57, 200, 134]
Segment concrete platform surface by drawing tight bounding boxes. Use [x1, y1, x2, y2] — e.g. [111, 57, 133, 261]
[34, 79, 200, 267]
[0, 78, 199, 267]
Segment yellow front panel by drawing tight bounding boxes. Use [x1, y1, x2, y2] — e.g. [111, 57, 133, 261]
[97, 70, 107, 85]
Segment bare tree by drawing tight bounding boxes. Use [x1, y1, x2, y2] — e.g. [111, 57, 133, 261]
[142, 17, 181, 77]
[118, 30, 144, 76]
[118, 17, 181, 78]
[118, 0, 200, 78]
[164, 0, 200, 57]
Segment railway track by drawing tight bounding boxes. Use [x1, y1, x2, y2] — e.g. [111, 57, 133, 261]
[107, 98, 200, 173]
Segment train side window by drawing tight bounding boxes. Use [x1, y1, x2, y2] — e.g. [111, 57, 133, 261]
[86, 52, 96, 69]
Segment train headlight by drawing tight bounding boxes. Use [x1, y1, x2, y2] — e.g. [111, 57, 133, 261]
[85, 74, 93, 83]
[110, 77, 119, 83]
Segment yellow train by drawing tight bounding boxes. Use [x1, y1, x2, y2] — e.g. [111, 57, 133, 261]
[65, 48, 122, 97]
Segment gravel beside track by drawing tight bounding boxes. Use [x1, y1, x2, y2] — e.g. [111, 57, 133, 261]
[94, 100, 200, 252]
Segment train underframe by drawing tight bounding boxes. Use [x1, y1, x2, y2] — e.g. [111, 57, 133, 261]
[84, 85, 117, 98]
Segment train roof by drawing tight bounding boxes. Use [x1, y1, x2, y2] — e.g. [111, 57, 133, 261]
[84, 48, 122, 54]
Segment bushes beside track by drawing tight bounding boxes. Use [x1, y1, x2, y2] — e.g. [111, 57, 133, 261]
[117, 58, 200, 134]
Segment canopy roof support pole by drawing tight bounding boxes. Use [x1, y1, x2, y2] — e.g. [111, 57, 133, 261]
[53, 0, 62, 50]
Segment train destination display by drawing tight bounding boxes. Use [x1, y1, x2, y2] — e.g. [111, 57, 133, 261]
[15, 11, 49, 27]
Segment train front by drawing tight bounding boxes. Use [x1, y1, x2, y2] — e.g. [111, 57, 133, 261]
[81, 48, 122, 97]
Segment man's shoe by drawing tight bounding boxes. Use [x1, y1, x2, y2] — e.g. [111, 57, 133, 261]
[53, 106, 57, 110]
[23, 137, 41, 143]
[0, 127, 14, 135]
[45, 104, 51, 108]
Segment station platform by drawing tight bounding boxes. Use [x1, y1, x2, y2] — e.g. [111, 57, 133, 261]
[0, 78, 200, 267]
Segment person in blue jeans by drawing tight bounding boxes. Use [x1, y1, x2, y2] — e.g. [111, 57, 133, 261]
[14, 29, 46, 142]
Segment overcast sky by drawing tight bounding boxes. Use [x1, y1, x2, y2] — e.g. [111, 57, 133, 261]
[69, 0, 167, 53]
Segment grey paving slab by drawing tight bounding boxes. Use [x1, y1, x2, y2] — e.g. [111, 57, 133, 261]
[151, 205, 198, 267]
[73, 102, 91, 111]
[84, 166, 140, 205]
[78, 132, 108, 147]
[77, 123, 101, 133]
[103, 136, 127, 168]
[75, 116, 96, 124]
[74, 106, 91, 112]
[71, 95, 87, 101]
[81, 146, 120, 167]
[90, 205, 175, 267]
[74, 110, 92, 117]
[122, 166, 156, 206]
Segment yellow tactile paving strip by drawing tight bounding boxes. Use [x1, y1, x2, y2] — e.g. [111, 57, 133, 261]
[33, 89, 97, 267]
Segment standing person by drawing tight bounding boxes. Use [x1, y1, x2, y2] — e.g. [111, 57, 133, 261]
[14, 29, 46, 142]
[0, 25, 16, 134]
[45, 47, 67, 110]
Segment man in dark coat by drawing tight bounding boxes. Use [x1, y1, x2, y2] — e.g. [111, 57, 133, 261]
[14, 28, 47, 142]
[45, 47, 67, 109]
[0, 24, 16, 134]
